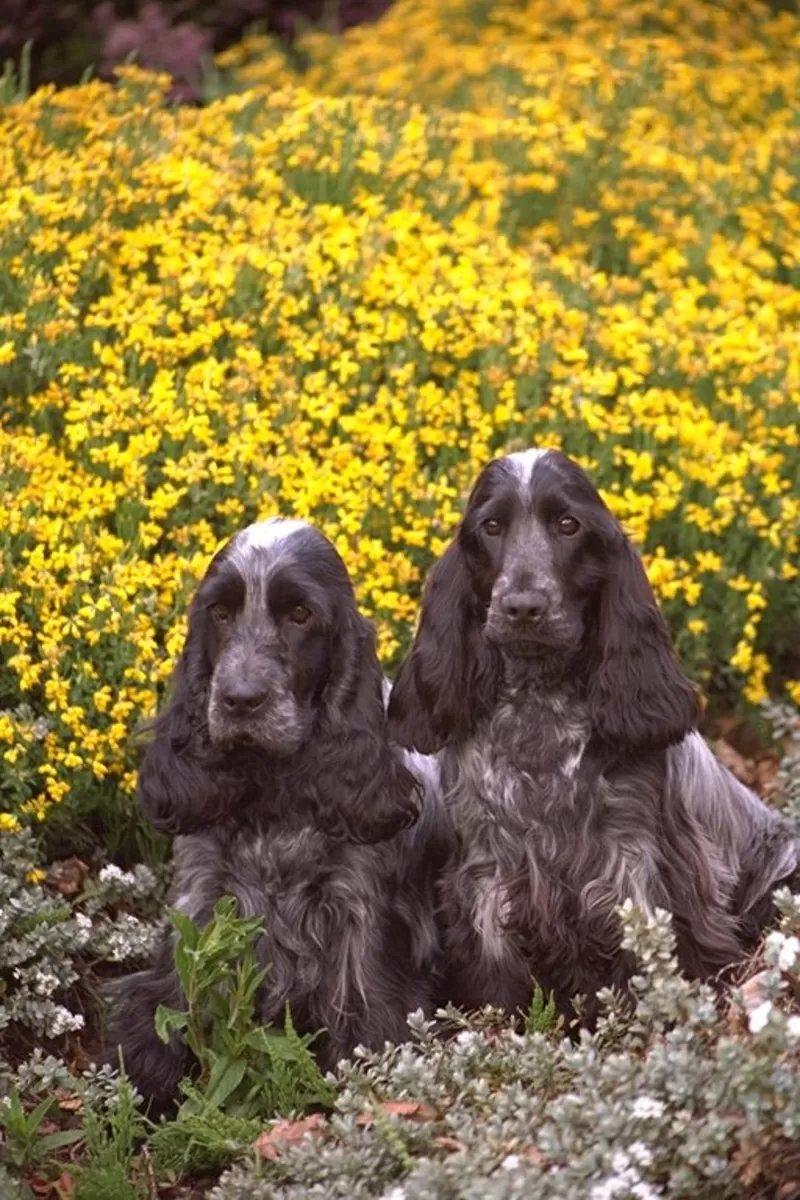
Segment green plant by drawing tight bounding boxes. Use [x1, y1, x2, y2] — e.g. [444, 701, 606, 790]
[0, 42, 31, 107]
[525, 981, 561, 1036]
[148, 897, 335, 1173]
[70, 1066, 148, 1200]
[0, 1088, 83, 1172]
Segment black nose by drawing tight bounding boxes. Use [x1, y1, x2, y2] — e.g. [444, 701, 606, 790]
[220, 680, 269, 717]
[500, 589, 549, 624]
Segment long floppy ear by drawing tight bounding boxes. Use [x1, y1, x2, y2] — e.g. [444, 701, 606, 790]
[136, 626, 249, 836]
[586, 537, 699, 753]
[299, 613, 422, 845]
[387, 539, 500, 754]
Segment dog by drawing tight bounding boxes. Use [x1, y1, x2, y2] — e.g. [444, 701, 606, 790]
[109, 518, 444, 1110]
[388, 448, 799, 1021]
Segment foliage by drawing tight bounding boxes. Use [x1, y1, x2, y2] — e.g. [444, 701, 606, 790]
[0, 851, 335, 1187]
[0, 1088, 84, 1171]
[148, 897, 335, 1174]
[0, 829, 163, 1048]
[1, 1, 800, 851]
[69, 1068, 149, 1200]
[525, 981, 561, 1036]
[212, 890, 800, 1200]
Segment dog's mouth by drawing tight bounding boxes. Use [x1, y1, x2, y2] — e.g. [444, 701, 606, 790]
[484, 616, 579, 658]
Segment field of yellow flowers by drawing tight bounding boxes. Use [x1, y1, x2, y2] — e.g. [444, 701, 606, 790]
[1, 0, 799, 855]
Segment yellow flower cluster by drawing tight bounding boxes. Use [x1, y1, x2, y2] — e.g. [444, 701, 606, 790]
[1, 0, 799, 844]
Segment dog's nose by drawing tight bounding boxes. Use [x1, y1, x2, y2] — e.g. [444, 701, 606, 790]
[500, 589, 549, 624]
[220, 680, 269, 716]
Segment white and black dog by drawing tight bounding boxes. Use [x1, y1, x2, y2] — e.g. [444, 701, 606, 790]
[109, 518, 445, 1110]
[389, 448, 799, 1021]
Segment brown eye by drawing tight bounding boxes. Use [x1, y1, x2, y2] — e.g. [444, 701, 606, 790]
[210, 603, 229, 624]
[558, 515, 580, 537]
[289, 604, 311, 625]
[483, 518, 503, 536]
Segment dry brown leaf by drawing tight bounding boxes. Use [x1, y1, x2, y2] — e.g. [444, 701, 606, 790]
[57, 1096, 84, 1113]
[356, 1100, 438, 1127]
[714, 739, 756, 786]
[435, 1135, 465, 1153]
[46, 857, 90, 897]
[737, 970, 771, 1013]
[753, 755, 781, 798]
[254, 1113, 326, 1160]
[52, 1173, 77, 1199]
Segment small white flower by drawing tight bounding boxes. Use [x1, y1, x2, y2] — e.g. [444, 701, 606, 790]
[748, 1000, 773, 1034]
[48, 1006, 85, 1037]
[455, 1029, 480, 1047]
[98, 864, 125, 883]
[380, 1189, 406, 1200]
[500, 1154, 521, 1171]
[786, 1015, 800, 1040]
[632, 1183, 661, 1200]
[627, 1142, 654, 1168]
[777, 935, 800, 971]
[631, 1095, 665, 1120]
[34, 971, 59, 996]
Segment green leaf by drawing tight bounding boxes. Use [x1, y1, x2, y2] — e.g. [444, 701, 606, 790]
[26, 1095, 56, 1132]
[155, 1003, 190, 1044]
[37, 1127, 85, 1153]
[169, 906, 200, 949]
[204, 1055, 248, 1109]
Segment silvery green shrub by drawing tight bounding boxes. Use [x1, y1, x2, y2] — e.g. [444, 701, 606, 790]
[0, 830, 164, 1050]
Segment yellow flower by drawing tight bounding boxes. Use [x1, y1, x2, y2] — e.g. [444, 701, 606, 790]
[2, 0, 799, 835]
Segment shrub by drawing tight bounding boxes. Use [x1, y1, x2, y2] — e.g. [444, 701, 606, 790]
[1, 0, 800, 850]
[149, 897, 336, 1175]
[211, 892, 800, 1200]
[0, 829, 163, 1053]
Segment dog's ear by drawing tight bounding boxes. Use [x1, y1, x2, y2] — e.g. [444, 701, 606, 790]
[137, 620, 245, 836]
[586, 537, 699, 752]
[388, 539, 499, 754]
[302, 613, 422, 845]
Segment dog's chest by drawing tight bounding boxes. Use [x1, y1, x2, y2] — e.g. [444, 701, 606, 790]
[444, 691, 590, 826]
[441, 693, 648, 964]
[174, 825, 380, 951]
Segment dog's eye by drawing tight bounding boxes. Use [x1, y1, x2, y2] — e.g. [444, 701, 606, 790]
[558, 515, 580, 537]
[210, 604, 229, 624]
[483, 518, 503, 536]
[289, 605, 311, 625]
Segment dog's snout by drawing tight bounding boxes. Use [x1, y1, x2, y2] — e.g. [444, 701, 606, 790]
[500, 589, 549, 624]
[220, 679, 270, 716]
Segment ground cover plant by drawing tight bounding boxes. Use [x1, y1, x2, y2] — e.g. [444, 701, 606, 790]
[1, 0, 800, 1193]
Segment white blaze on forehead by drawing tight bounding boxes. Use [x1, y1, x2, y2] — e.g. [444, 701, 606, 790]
[237, 517, 310, 552]
[505, 447, 551, 488]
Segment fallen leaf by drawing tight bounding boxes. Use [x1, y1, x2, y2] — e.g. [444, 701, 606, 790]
[435, 1135, 465, 1153]
[524, 1146, 547, 1166]
[29, 1175, 75, 1199]
[254, 1113, 326, 1160]
[46, 858, 90, 897]
[714, 739, 756, 786]
[53, 1173, 77, 1199]
[753, 755, 781, 798]
[737, 970, 771, 1013]
[356, 1100, 438, 1127]
[57, 1096, 84, 1113]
